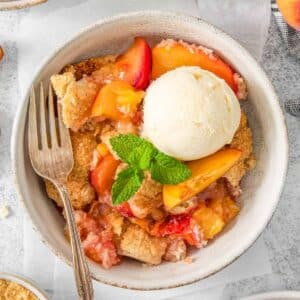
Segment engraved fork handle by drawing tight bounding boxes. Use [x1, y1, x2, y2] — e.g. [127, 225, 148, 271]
[55, 182, 94, 300]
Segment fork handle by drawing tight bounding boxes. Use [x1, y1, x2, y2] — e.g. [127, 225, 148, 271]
[55, 182, 94, 300]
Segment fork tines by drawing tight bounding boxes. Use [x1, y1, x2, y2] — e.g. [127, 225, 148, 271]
[28, 82, 71, 151]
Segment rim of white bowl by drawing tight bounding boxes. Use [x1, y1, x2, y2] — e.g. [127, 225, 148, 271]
[241, 291, 300, 300]
[0, 0, 46, 10]
[0, 272, 49, 299]
[11, 11, 289, 290]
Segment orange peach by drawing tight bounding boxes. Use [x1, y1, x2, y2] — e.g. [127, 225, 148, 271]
[208, 196, 240, 224]
[116, 37, 152, 89]
[90, 153, 120, 196]
[91, 81, 144, 121]
[277, 0, 300, 30]
[222, 197, 240, 223]
[193, 202, 225, 240]
[0, 47, 3, 61]
[163, 148, 242, 210]
[152, 40, 238, 94]
[193, 197, 239, 240]
[96, 143, 109, 157]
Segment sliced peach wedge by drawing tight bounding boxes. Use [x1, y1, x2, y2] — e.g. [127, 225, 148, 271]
[90, 153, 120, 196]
[91, 81, 144, 121]
[192, 196, 240, 240]
[192, 202, 225, 240]
[163, 148, 242, 210]
[116, 37, 152, 90]
[277, 0, 300, 30]
[152, 40, 239, 96]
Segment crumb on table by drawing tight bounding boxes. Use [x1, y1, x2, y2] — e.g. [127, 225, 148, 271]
[0, 205, 10, 219]
[184, 256, 194, 264]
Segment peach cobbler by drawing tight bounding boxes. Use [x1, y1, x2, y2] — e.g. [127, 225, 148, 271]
[46, 37, 255, 268]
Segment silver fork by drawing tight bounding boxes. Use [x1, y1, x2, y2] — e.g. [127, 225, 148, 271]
[28, 82, 94, 300]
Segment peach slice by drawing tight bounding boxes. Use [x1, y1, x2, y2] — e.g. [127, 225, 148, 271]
[208, 196, 240, 224]
[222, 196, 240, 223]
[0, 47, 3, 61]
[116, 37, 152, 90]
[90, 153, 120, 196]
[208, 197, 224, 219]
[152, 40, 238, 94]
[193, 196, 239, 240]
[277, 0, 300, 30]
[91, 81, 144, 121]
[192, 202, 225, 240]
[96, 143, 109, 157]
[163, 148, 242, 210]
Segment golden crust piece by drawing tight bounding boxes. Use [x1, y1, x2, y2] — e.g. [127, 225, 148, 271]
[45, 129, 99, 209]
[50, 72, 75, 98]
[62, 55, 117, 80]
[106, 210, 125, 237]
[128, 172, 163, 219]
[51, 55, 119, 131]
[119, 224, 167, 265]
[224, 111, 256, 187]
[163, 238, 187, 262]
[51, 74, 100, 131]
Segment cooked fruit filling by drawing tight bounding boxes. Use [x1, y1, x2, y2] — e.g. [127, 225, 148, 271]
[46, 37, 255, 268]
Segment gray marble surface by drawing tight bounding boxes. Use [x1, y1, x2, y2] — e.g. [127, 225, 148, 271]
[0, 7, 300, 299]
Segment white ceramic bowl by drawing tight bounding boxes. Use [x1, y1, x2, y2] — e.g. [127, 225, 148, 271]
[241, 291, 300, 300]
[0, 0, 46, 10]
[11, 11, 288, 290]
[0, 273, 49, 299]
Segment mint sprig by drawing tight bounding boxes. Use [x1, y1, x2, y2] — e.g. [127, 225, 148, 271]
[111, 167, 144, 205]
[110, 134, 192, 205]
[110, 134, 153, 163]
[150, 152, 192, 184]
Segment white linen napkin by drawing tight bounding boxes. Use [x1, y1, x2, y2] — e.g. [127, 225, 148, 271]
[19, 0, 272, 299]
[196, 0, 271, 60]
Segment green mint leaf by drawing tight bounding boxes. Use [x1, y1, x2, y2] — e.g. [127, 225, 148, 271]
[112, 167, 144, 205]
[128, 145, 157, 170]
[150, 152, 192, 184]
[110, 134, 191, 190]
[110, 134, 155, 166]
[110, 134, 144, 163]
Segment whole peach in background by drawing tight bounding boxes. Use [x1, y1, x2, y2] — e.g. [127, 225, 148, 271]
[277, 0, 300, 30]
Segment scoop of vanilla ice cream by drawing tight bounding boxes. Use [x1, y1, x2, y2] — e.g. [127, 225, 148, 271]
[142, 66, 241, 161]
